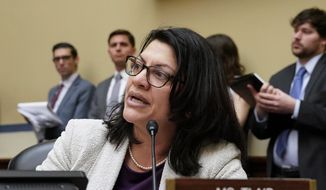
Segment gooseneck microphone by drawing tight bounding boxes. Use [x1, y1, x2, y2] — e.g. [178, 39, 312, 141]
[146, 120, 159, 190]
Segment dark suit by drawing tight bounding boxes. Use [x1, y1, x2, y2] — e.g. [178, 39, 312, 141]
[88, 76, 113, 119]
[250, 54, 326, 190]
[46, 75, 95, 139]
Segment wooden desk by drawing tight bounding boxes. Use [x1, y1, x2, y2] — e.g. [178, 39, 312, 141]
[247, 156, 266, 177]
[166, 178, 316, 190]
[0, 159, 10, 170]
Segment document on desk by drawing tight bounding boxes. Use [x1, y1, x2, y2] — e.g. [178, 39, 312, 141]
[17, 102, 63, 132]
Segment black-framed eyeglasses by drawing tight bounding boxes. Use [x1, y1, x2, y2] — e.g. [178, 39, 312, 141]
[52, 55, 72, 63]
[125, 56, 174, 88]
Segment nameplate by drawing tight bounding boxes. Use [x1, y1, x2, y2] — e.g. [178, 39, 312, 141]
[166, 178, 316, 190]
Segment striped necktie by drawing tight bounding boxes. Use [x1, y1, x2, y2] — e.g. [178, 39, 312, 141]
[50, 84, 64, 109]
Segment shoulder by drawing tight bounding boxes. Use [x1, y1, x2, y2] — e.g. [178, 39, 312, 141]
[319, 53, 326, 64]
[49, 85, 58, 94]
[97, 77, 113, 87]
[199, 141, 240, 167]
[271, 63, 295, 81]
[94, 77, 113, 93]
[75, 76, 95, 89]
[37, 119, 110, 171]
[63, 119, 108, 145]
[197, 141, 247, 179]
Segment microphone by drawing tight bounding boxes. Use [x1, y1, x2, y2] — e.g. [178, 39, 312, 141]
[147, 120, 159, 190]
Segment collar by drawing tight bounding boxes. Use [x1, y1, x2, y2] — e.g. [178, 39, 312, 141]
[114, 69, 128, 80]
[296, 54, 323, 75]
[61, 73, 79, 87]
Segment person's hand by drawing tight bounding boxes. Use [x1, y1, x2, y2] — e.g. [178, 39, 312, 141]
[258, 88, 296, 114]
[247, 83, 270, 118]
[248, 83, 296, 115]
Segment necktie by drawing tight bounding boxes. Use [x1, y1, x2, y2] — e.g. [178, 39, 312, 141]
[106, 74, 122, 115]
[50, 84, 64, 109]
[276, 67, 307, 158]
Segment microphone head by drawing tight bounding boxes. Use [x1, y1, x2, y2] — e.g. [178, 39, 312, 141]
[146, 120, 159, 136]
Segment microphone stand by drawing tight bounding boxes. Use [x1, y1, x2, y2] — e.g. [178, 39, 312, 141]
[147, 120, 159, 190]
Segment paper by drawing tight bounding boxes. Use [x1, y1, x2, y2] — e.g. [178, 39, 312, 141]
[17, 102, 63, 135]
[230, 73, 265, 107]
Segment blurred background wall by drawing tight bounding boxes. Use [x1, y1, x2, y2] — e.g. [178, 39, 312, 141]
[1, 0, 325, 158]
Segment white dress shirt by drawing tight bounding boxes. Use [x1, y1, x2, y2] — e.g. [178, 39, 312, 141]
[53, 73, 79, 113]
[106, 70, 128, 105]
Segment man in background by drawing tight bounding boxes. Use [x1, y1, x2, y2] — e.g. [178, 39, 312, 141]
[45, 42, 95, 140]
[249, 8, 326, 190]
[88, 29, 136, 119]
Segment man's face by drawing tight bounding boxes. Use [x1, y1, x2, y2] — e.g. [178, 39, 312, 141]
[53, 48, 78, 80]
[291, 22, 326, 60]
[108, 34, 135, 71]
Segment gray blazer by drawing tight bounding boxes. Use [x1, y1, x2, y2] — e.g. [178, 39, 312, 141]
[47, 75, 95, 138]
[37, 119, 247, 190]
[88, 76, 113, 119]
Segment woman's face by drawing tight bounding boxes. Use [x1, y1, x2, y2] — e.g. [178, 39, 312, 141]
[123, 40, 177, 128]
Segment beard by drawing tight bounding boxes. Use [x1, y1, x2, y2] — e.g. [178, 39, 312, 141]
[292, 43, 320, 60]
[292, 49, 313, 59]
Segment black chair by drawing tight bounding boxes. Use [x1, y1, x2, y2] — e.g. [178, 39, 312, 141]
[8, 140, 55, 170]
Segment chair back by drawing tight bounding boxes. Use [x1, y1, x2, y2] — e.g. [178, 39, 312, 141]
[8, 140, 55, 170]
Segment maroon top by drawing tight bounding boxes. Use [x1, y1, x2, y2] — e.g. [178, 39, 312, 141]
[113, 163, 165, 190]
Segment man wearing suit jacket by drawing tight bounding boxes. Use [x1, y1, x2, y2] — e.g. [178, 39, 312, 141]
[249, 8, 326, 190]
[88, 29, 136, 119]
[45, 42, 95, 140]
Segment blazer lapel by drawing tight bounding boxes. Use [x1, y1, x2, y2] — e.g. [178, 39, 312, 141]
[49, 85, 61, 104]
[281, 64, 296, 94]
[159, 162, 180, 190]
[87, 140, 128, 190]
[86, 138, 180, 190]
[57, 76, 81, 112]
[99, 78, 112, 113]
[304, 54, 326, 98]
